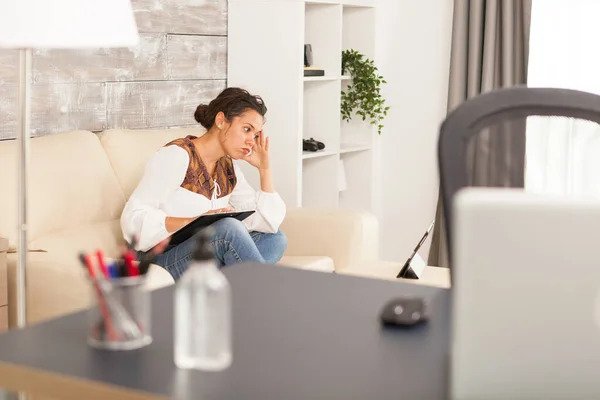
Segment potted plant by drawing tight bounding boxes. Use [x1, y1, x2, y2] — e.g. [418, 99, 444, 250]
[341, 49, 389, 135]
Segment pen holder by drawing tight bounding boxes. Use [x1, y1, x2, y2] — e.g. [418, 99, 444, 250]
[87, 275, 152, 351]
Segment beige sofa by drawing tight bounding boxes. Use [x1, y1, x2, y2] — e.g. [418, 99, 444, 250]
[0, 128, 380, 328]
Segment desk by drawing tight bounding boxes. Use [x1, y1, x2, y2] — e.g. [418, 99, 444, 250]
[0, 264, 450, 399]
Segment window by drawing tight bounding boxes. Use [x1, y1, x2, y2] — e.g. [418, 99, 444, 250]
[525, 0, 600, 196]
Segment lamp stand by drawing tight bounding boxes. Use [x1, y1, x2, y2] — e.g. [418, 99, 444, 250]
[16, 48, 32, 329]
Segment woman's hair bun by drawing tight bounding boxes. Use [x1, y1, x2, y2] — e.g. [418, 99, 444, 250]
[194, 104, 211, 129]
[193, 87, 268, 130]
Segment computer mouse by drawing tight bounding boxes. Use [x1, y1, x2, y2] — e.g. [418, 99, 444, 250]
[380, 297, 429, 327]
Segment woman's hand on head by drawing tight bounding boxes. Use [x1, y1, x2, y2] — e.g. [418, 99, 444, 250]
[244, 130, 270, 170]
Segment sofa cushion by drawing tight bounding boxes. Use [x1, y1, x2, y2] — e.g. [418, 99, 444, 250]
[6, 251, 173, 327]
[0, 131, 126, 250]
[280, 207, 379, 271]
[98, 127, 204, 198]
[29, 220, 125, 258]
[279, 256, 335, 273]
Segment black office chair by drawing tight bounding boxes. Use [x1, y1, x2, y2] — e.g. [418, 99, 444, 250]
[438, 86, 600, 268]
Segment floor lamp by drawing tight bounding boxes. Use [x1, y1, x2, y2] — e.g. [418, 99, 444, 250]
[0, 0, 139, 329]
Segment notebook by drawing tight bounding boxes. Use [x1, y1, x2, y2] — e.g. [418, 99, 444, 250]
[168, 210, 255, 246]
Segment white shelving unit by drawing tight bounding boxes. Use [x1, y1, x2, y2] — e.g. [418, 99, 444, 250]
[227, 0, 377, 211]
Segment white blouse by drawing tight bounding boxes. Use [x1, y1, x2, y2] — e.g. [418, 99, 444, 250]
[120, 145, 286, 252]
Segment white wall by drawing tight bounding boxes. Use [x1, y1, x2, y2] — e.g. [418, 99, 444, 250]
[374, 0, 454, 261]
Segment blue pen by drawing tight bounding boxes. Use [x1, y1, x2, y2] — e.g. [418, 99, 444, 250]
[107, 262, 119, 279]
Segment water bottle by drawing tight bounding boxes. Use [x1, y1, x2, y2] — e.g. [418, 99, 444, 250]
[174, 227, 232, 371]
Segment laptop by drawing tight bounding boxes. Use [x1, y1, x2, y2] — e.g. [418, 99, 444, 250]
[451, 187, 600, 400]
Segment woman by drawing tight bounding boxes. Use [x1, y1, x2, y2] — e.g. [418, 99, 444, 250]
[120, 87, 287, 280]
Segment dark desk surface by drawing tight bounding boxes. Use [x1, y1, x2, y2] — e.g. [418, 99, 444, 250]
[0, 264, 450, 400]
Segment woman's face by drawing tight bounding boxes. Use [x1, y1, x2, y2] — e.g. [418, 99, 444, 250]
[217, 110, 264, 159]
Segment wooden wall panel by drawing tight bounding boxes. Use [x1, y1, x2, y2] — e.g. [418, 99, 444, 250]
[167, 35, 227, 80]
[32, 34, 168, 84]
[0, 84, 17, 139]
[0, 50, 17, 84]
[106, 80, 226, 129]
[0, 84, 105, 139]
[0, 0, 228, 140]
[133, 0, 227, 35]
[30, 84, 107, 136]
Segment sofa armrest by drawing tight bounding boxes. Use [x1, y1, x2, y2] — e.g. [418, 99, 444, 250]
[280, 207, 379, 271]
[0, 237, 7, 313]
[6, 252, 91, 327]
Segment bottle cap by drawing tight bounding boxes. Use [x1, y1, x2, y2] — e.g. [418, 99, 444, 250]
[191, 226, 216, 261]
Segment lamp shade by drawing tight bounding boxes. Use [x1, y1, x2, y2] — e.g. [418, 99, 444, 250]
[0, 0, 139, 49]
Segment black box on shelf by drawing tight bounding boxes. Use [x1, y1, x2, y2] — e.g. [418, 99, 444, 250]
[304, 67, 325, 77]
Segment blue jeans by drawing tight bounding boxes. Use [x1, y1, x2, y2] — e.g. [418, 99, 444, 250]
[148, 217, 288, 280]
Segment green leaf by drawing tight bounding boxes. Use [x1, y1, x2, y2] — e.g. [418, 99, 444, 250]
[341, 48, 389, 133]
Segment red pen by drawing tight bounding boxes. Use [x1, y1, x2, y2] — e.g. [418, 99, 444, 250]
[95, 250, 109, 278]
[124, 250, 139, 276]
[79, 252, 119, 341]
[82, 253, 96, 278]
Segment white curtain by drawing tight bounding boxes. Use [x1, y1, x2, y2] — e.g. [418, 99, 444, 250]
[525, 0, 600, 196]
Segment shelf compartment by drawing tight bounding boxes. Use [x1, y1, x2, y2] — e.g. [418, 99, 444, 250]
[338, 150, 373, 210]
[303, 76, 340, 82]
[304, 79, 341, 153]
[302, 149, 338, 159]
[342, 5, 376, 59]
[340, 115, 375, 148]
[305, 3, 343, 78]
[302, 155, 339, 208]
[340, 143, 371, 154]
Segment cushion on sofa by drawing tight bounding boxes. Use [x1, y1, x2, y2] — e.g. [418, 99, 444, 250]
[6, 250, 173, 326]
[98, 127, 203, 198]
[0, 131, 126, 250]
[28, 220, 125, 258]
[280, 207, 379, 271]
[279, 256, 335, 273]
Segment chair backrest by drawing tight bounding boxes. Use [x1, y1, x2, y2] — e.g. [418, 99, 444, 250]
[438, 86, 600, 265]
